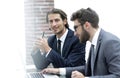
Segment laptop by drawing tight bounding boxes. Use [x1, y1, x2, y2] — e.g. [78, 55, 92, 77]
[24, 65, 59, 78]
[25, 65, 44, 78]
[19, 52, 59, 78]
[23, 64, 59, 78]
[26, 72, 59, 78]
[26, 72, 44, 78]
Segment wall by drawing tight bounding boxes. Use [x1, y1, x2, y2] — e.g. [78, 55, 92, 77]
[55, 0, 120, 38]
[24, 0, 54, 65]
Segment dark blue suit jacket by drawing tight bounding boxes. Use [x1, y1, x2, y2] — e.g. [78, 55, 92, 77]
[31, 29, 85, 69]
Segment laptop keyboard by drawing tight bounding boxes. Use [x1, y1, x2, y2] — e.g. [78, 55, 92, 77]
[27, 72, 44, 78]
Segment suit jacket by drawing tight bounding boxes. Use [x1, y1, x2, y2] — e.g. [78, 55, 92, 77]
[31, 29, 85, 69]
[66, 29, 120, 78]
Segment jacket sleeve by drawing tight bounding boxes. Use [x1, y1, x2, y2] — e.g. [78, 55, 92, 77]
[31, 48, 50, 69]
[66, 66, 85, 78]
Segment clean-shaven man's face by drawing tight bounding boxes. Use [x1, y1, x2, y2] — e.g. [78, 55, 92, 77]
[48, 13, 66, 36]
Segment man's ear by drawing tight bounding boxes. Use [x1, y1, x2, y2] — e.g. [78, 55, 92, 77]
[63, 19, 67, 25]
[84, 22, 90, 29]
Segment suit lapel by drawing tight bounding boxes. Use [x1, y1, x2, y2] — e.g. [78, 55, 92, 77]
[62, 30, 73, 57]
[52, 37, 58, 52]
[92, 29, 103, 72]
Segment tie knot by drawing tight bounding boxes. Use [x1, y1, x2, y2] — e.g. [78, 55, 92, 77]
[58, 39, 61, 44]
[90, 44, 95, 54]
[91, 44, 94, 47]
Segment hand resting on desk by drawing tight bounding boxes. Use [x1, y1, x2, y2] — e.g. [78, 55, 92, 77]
[41, 68, 59, 75]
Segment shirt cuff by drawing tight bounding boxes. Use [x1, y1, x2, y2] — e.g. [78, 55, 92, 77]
[40, 49, 44, 55]
[59, 68, 66, 76]
[45, 49, 51, 57]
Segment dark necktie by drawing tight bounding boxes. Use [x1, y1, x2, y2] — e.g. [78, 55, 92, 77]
[90, 44, 94, 76]
[57, 39, 61, 55]
[86, 44, 94, 76]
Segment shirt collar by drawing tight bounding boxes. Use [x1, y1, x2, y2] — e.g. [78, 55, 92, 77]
[57, 29, 68, 43]
[91, 28, 101, 48]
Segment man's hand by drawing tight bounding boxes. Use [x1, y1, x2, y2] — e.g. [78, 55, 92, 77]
[35, 38, 51, 53]
[41, 68, 59, 74]
[71, 71, 85, 78]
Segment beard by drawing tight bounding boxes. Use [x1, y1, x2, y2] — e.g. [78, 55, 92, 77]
[80, 28, 90, 43]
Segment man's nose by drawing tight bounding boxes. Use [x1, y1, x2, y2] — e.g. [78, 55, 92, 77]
[52, 21, 57, 26]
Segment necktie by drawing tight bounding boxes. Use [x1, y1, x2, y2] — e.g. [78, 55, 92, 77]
[86, 44, 94, 76]
[57, 39, 61, 55]
[90, 44, 94, 76]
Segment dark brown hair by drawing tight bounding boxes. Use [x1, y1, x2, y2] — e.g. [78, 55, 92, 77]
[46, 8, 69, 28]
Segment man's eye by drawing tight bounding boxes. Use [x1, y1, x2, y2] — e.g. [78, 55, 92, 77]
[55, 19, 60, 22]
[49, 20, 53, 23]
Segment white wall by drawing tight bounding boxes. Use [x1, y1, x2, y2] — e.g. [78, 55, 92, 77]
[55, 0, 120, 38]
[0, 0, 25, 78]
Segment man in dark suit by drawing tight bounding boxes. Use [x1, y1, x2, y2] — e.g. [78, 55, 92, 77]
[70, 8, 120, 78]
[31, 8, 85, 72]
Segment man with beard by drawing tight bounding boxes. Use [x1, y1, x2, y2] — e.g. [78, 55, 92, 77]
[41, 8, 120, 78]
[31, 8, 85, 73]
[71, 8, 120, 78]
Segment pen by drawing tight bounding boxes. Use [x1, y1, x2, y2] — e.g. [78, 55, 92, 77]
[42, 32, 45, 38]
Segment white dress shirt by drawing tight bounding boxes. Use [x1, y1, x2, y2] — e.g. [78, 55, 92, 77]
[45, 29, 68, 57]
[85, 28, 101, 78]
[57, 29, 68, 55]
[86, 28, 101, 63]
